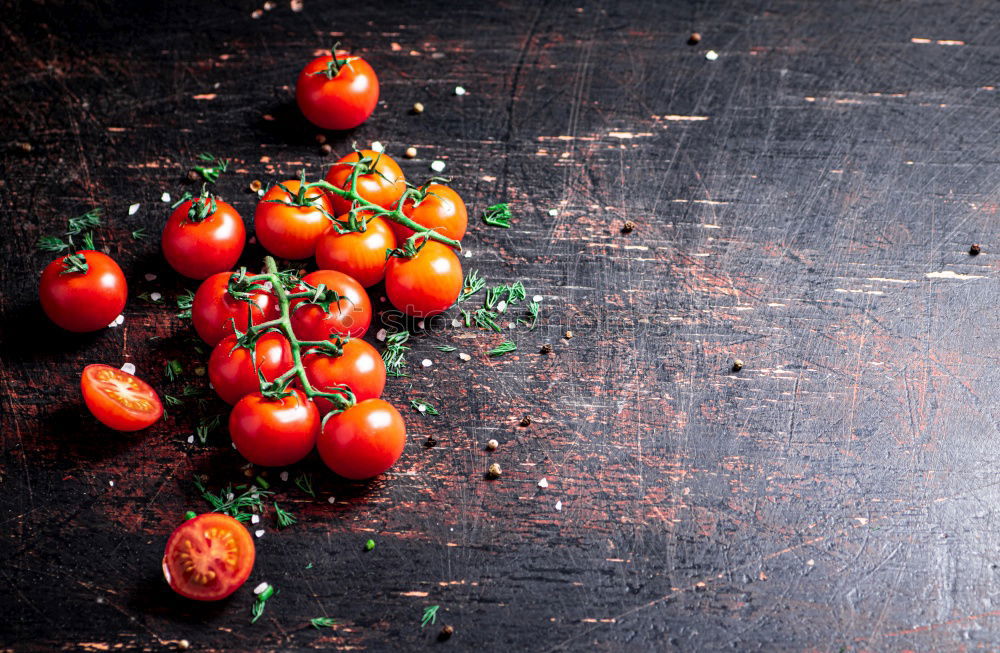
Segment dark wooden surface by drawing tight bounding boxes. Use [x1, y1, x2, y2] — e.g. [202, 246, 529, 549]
[3, 0, 1000, 650]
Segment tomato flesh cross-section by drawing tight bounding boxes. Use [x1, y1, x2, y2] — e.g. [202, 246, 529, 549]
[80, 364, 163, 431]
[162, 513, 255, 601]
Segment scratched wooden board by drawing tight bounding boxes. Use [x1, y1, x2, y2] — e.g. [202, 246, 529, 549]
[3, 0, 1000, 650]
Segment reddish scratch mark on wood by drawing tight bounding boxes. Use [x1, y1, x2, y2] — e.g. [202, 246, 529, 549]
[192, 93, 217, 100]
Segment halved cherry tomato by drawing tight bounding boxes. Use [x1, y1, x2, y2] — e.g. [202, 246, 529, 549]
[81, 364, 163, 431]
[162, 513, 255, 601]
[302, 338, 386, 414]
[229, 389, 319, 467]
[254, 180, 334, 260]
[393, 183, 468, 243]
[317, 399, 406, 479]
[290, 269, 372, 340]
[324, 149, 406, 217]
[162, 194, 245, 280]
[208, 332, 294, 405]
[296, 49, 379, 130]
[192, 272, 280, 346]
[39, 251, 127, 332]
[314, 214, 396, 287]
[384, 241, 463, 318]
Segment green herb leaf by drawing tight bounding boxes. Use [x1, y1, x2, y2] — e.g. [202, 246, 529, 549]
[37, 235, 70, 253]
[176, 289, 195, 319]
[311, 617, 336, 629]
[250, 585, 275, 624]
[434, 345, 457, 352]
[163, 394, 183, 407]
[295, 473, 316, 498]
[409, 399, 439, 416]
[274, 502, 296, 529]
[194, 477, 272, 522]
[457, 269, 486, 303]
[382, 330, 411, 378]
[481, 203, 512, 228]
[473, 308, 502, 333]
[138, 292, 163, 303]
[421, 605, 440, 628]
[165, 359, 183, 381]
[364, 539, 375, 551]
[131, 228, 147, 240]
[194, 153, 230, 184]
[487, 341, 517, 357]
[519, 301, 540, 330]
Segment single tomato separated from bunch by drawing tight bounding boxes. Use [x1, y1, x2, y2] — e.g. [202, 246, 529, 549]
[290, 269, 372, 340]
[317, 399, 406, 480]
[229, 389, 319, 467]
[162, 513, 255, 601]
[393, 183, 468, 243]
[208, 332, 294, 405]
[302, 338, 386, 414]
[81, 364, 163, 431]
[324, 149, 406, 217]
[192, 272, 279, 346]
[314, 213, 396, 287]
[39, 251, 127, 332]
[296, 46, 379, 130]
[385, 241, 463, 318]
[254, 178, 334, 260]
[162, 190, 245, 279]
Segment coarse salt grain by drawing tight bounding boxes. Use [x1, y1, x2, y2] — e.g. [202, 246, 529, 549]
[128, 203, 140, 215]
[548, 208, 558, 216]
[430, 160, 446, 173]
[251, 514, 260, 524]
[451, 319, 462, 328]
[255, 529, 265, 538]
[555, 500, 562, 511]
[508, 322, 516, 329]
[496, 300, 507, 313]
[120, 362, 136, 375]
[463, 251, 472, 258]
[421, 359, 432, 367]
[280, 471, 289, 482]
[328, 496, 336, 504]
[705, 50, 719, 61]
[417, 320, 425, 330]
[109, 480, 115, 487]
[370, 141, 384, 152]
[253, 582, 269, 595]
[533, 295, 543, 302]
[454, 86, 466, 96]
[161, 192, 171, 202]
[150, 292, 162, 301]
[144, 273, 157, 281]
[458, 352, 471, 361]
[187, 435, 194, 444]
[538, 478, 549, 488]
[376, 328, 387, 341]
[115, 314, 125, 325]
[418, 404, 426, 413]
[226, 493, 235, 501]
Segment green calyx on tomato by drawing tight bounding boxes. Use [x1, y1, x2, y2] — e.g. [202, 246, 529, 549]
[172, 185, 219, 223]
[310, 42, 355, 80]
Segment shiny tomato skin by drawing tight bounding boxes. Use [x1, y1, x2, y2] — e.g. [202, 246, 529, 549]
[208, 333, 294, 405]
[229, 389, 319, 467]
[192, 272, 280, 346]
[290, 270, 372, 340]
[296, 51, 379, 130]
[324, 149, 406, 217]
[314, 215, 396, 287]
[39, 251, 127, 332]
[385, 241, 463, 318]
[317, 399, 406, 479]
[302, 338, 386, 414]
[162, 198, 245, 280]
[162, 513, 255, 601]
[254, 180, 334, 260]
[393, 183, 468, 243]
[81, 364, 163, 431]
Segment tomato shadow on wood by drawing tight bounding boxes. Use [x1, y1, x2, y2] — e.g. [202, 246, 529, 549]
[126, 568, 234, 624]
[0, 301, 107, 362]
[40, 404, 149, 462]
[253, 100, 360, 154]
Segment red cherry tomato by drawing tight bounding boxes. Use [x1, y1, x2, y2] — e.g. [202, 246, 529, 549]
[324, 149, 406, 217]
[162, 195, 245, 280]
[229, 389, 319, 467]
[393, 183, 468, 243]
[39, 251, 127, 332]
[385, 241, 463, 318]
[317, 399, 406, 479]
[254, 180, 334, 260]
[162, 513, 255, 601]
[314, 215, 396, 287]
[208, 332, 294, 405]
[192, 272, 280, 346]
[302, 339, 386, 414]
[81, 364, 163, 431]
[290, 270, 372, 340]
[296, 49, 379, 130]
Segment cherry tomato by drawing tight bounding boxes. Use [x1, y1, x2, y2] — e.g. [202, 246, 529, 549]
[314, 214, 396, 287]
[302, 339, 386, 414]
[208, 332, 294, 405]
[254, 180, 334, 260]
[296, 49, 379, 130]
[324, 149, 406, 217]
[192, 272, 280, 346]
[81, 364, 163, 431]
[39, 251, 127, 332]
[317, 399, 406, 479]
[385, 241, 463, 318]
[290, 270, 372, 340]
[393, 183, 468, 243]
[162, 195, 245, 280]
[229, 389, 319, 467]
[162, 513, 255, 601]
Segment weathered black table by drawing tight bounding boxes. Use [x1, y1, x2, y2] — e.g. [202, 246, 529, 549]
[3, 1, 1000, 650]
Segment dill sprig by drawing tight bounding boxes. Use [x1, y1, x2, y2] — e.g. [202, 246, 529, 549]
[163, 394, 183, 407]
[519, 301, 540, 330]
[295, 473, 316, 498]
[194, 152, 230, 184]
[382, 330, 411, 377]
[274, 502, 296, 529]
[131, 228, 147, 240]
[434, 345, 457, 352]
[36, 208, 103, 253]
[311, 617, 335, 629]
[193, 477, 273, 523]
[481, 203, 512, 228]
[457, 269, 486, 303]
[164, 360, 183, 381]
[250, 585, 275, 624]
[409, 399, 439, 416]
[176, 289, 195, 319]
[421, 605, 440, 628]
[138, 292, 163, 303]
[488, 341, 517, 357]
[473, 308, 502, 333]
[195, 414, 222, 444]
